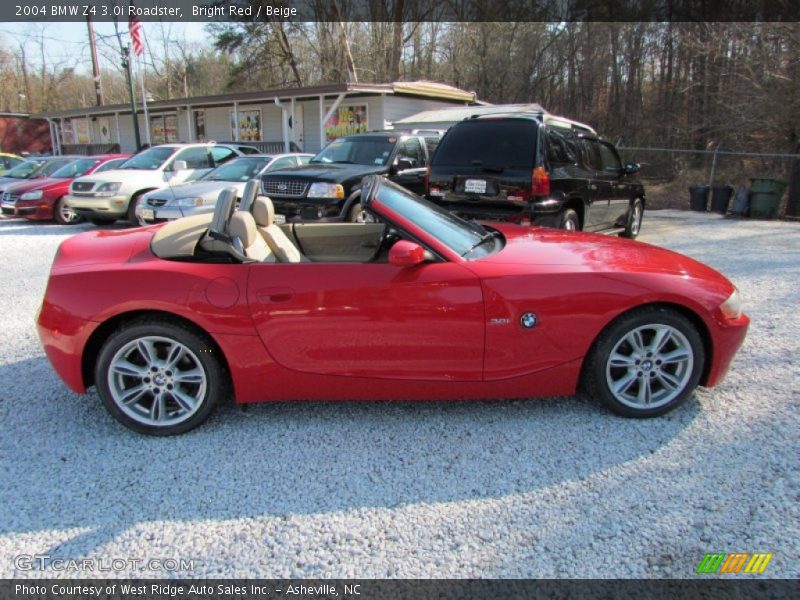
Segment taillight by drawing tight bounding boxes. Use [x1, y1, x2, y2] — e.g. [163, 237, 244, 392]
[532, 166, 550, 196]
[424, 164, 431, 192]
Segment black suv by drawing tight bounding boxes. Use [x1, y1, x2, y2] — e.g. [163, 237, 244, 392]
[261, 131, 440, 222]
[426, 113, 645, 237]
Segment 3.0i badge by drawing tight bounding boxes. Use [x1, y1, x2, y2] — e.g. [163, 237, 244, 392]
[520, 312, 538, 329]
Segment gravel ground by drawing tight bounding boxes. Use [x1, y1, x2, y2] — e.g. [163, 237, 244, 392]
[0, 210, 797, 579]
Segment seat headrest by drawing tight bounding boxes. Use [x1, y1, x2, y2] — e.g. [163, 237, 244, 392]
[253, 195, 275, 227]
[229, 212, 260, 247]
[209, 187, 237, 237]
[239, 179, 260, 213]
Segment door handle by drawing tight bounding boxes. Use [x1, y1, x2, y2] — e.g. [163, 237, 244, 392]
[257, 287, 294, 303]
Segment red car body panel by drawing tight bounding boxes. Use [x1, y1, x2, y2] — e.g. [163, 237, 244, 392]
[9, 154, 130, 220]
[37, 195, 749, 407]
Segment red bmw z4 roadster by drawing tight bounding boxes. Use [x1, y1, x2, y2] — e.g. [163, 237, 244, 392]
[37, 175, 749, 435]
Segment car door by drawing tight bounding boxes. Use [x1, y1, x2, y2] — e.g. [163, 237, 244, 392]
[246, 259, 485, 381]
[578, 137, 612, 229]
[390, 137, 427, 195]
[598, 141, 630, 227]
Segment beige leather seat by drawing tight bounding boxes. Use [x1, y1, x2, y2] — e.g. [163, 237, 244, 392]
[252, 196, 307, 263]
[228, 211, 275, 262]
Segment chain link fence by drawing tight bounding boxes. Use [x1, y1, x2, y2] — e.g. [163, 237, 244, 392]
[616, 146, 799, 214]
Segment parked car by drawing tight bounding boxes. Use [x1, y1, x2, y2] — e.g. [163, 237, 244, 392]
[0, 156, 81, 195]
[260, 131, 441, 223]
[37, 175, 748, 435]
[0, 154, 130, 224]
[0, 153, 24, 175]
[64, 143, 252, 226]
[426, 112, 646, 237]
[136, 153, 313, 224]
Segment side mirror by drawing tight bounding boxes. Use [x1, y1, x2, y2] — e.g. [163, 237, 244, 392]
[623, 163, 640, 175]
[395, 157, 415, 171]
[388, 240, 426, 267]
[173, 160, 188, 172]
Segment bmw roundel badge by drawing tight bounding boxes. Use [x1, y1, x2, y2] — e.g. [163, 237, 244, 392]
[520, 312, 538, 329]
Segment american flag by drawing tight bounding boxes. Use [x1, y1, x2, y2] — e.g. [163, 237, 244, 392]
[128, 3, 144, 56]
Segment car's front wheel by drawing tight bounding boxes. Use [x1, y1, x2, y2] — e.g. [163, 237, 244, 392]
[95, 319, 225, 435]
[559, 208, 580, 231]
[347, 200, 376, 223]
[53, 197, 83, 225]
[620, 198, 644, 239]
[127, 193, 145, 226]
[583, 306, 704, 417]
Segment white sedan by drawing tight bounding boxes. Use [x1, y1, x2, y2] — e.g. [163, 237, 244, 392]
[136, 153, 313, 224]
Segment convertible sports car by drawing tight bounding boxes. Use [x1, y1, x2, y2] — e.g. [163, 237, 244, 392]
[37, 176, 749, 435]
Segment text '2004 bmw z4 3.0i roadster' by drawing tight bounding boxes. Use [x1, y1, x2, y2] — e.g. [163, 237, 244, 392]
[37, 175, 749, 435]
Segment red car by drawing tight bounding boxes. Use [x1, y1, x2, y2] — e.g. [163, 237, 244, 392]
[37, 176, 749, 435]
[1, 154, 130, 224]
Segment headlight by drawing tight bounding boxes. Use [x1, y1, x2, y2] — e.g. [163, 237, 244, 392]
[307, 182, 345, 199]
[20, 190, 43, 200]
[176, 197, 206, 208]
[94, 182, 122, 196]
[720, 288, 742, 319]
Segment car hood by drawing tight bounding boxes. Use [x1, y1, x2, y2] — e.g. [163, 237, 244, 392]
[263, 163, 388, 183]
[73, 168, 162, 186]
[479, 223, 727, 281]
[148, 180, 245, 200]
[5, 177, 66, 194]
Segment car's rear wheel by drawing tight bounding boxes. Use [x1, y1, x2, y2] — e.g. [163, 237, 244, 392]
[620, 198, 644, 239]
[95, 319, 225, 435]
[127, 193, 145, 226]
[559, 208, 580, 231]
[53, 197, 83, 225]
[583, 306, 704, 417]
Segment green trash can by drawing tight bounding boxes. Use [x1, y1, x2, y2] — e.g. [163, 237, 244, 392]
[748, 178, 787, 218]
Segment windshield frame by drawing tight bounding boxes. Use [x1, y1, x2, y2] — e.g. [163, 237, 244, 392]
[50, 158, 98, 179]
[4, 159, 46, 179]
[199, 156, 271, 182]
[116, 146, 178, 171]
[310, 136, 396, 167]
[363, 175, 503, 262]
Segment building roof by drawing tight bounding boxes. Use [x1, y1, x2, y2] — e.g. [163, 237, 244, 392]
[35, 81, 478, 120]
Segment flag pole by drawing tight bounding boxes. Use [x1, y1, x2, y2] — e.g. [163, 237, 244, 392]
[137, 51, 151, 146]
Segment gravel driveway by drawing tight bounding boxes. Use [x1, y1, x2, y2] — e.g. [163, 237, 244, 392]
[0, 210, 797, 579]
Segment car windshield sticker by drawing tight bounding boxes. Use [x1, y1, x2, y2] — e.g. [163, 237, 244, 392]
[388, 137, 397, 143]
[374, 158, 383, 164]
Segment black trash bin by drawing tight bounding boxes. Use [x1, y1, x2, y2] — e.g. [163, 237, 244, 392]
[710, 185, 734, 214]
[689, 185, 710, 211]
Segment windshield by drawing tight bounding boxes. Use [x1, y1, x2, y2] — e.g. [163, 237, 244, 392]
[4, 159, 45, 179]
[117, 147, 176, 170]
[311, 137, 395, 166]
[201, 157, 270, 181]
[51, 158, 98, 179]
[434, 120, 537, 169]
[374, 179, 500, 259]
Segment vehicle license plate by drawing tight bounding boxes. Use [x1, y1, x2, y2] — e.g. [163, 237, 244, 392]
[274, 213, 286, 224]
[464, 179, 487, 194]
[140, 208, 154, 221]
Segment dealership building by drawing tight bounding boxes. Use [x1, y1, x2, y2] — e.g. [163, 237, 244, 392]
[35, 81, 478, 156]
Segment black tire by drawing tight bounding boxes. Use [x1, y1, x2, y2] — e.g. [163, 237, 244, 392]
[127, 192, 144, 226]
[620, 198, 644, 239]
[53, 197, 83, 225]
[559, 208, 580, 231]
[88, 216, 117, 226]
[583, 306, 704, 418]
[95, 318, 226, 435]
